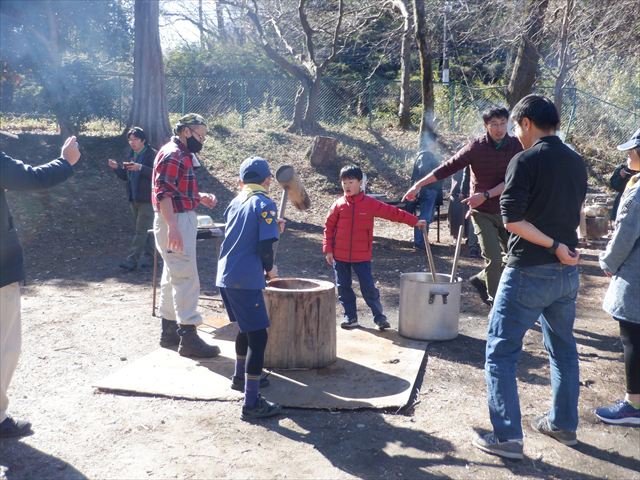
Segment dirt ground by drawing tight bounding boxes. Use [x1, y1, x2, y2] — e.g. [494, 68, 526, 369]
[0, 132, 638, 479]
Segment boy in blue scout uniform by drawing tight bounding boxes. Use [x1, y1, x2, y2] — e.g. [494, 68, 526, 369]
[216, 156, 282, 420]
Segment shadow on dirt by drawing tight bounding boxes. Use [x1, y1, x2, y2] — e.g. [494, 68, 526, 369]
[427, 334, 550, 386]
[271, 411, 473, 479]
[0, 441, 88, 480]
[573, 440, 640, 473]
[471, 427, 631, 479]
[572, 327, 623, 353]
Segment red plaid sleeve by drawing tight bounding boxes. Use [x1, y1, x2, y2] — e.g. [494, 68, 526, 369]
[152, 140, 200, 213]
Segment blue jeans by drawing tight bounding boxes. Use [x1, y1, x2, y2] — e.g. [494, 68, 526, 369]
[485, 264, 580, 441]
[334, 260, 384, 321]
[412, 189, 437, 248]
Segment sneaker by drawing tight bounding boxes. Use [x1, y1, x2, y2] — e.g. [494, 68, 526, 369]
[531, 414, 577, 446]
[0, 416, 32, 438]
[241, 395, 282, 420]
[340, 318, 359, 329]
[595, 400, 640, 426]
[469, 274, 491, 306]
[230, 373, 271, 392]
[374, 316, 391, 331]
[473, 432, 523, 460]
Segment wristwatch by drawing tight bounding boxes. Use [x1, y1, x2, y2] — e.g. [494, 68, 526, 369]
[483, 191, 490, 200]
[546, 240, 560, 255]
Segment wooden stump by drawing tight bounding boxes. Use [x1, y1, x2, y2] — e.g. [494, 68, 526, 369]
[308, 136, 337, 167]
[264, 278, 336, 369]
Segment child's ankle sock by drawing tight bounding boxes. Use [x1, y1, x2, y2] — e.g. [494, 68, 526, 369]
[234, 355, 246, 379]
[628, 399, 640, 410]
[244, 374, 260, 408]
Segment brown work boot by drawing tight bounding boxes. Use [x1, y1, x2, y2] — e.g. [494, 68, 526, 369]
[159, 318, 180, 348]
[177, 325, 221, 358]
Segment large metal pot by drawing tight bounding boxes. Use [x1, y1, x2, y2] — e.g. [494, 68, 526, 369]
[399, 272, 462, 341]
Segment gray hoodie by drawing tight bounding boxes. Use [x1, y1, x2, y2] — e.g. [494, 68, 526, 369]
[600, 174, 640, 324]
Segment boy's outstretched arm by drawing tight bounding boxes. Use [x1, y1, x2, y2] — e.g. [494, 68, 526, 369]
[373, 199, 420, 227]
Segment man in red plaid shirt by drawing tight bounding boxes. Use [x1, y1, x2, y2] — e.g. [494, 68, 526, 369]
[153, 113, 220, 358]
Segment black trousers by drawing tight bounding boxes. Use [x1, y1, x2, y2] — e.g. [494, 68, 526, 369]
[619, 319, 640, 395]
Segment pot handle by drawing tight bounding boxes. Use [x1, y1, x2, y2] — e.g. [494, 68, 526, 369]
[429, 291, 449, 304]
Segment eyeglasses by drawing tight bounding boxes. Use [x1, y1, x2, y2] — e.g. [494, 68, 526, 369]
[188, 127, 207, 144]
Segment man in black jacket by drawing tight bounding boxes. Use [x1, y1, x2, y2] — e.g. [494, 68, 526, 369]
[108, 127, 157, 271]
[0, 134, 81, 438]
[473, 95, 587, 460]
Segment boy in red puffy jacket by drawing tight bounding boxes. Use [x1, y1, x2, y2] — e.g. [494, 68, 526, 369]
[323, 165, 426, 330]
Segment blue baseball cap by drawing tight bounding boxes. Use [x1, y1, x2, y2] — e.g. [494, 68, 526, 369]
[240, 156, 272, 184]
[617, 128, 640, 151]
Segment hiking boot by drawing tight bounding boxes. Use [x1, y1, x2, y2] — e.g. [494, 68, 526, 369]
[595, 400, 640, 426]
[0, 416, 32, 438]
[241, 395, 282, 421]
[374, 315, 391, 331]
[230, 373, 271, 392]
[177, 325, 221, 358]
[119, 257, 137, 271]
[473, 432, 523, 460]
[469, 274, 491, 306]
[531, 414, 577, 446]
[159, 318, 180, 348]
[340, 317, 359, 329]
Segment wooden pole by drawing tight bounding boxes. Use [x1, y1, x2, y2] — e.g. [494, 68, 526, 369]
[422, 231, 438, 282]
[450, 225, 463, 283]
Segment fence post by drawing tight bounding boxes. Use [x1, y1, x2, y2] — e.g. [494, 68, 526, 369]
[181, 78, 186, 115]
[449, 82, 456, 131]
[118, 76, 123, 129]
[367, 81, 373, 129]
[240, 81, 246, 129]
[564, 87, 577, 140]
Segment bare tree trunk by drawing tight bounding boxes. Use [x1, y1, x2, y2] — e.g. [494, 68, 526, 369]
[288, 83, 308, 133]
[216, 1, 226, 41]
[412, 0, 435, 147]
[198, 0, 204, 48]
[553, 0, 574, 117]
[506, 0, 548, 108]
[396, 0, 413, 129]
[40, 2, 74, 137]
[302, 78, 321, 132]
[128, 0, 171, 149]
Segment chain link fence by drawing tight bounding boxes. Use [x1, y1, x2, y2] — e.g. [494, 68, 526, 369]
[1, 71, 637, 150]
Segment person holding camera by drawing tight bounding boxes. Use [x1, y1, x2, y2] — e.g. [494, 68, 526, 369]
[107, 127, 157, 271]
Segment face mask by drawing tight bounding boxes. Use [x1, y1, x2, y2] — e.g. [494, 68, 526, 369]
[186, 135, 203, 153]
